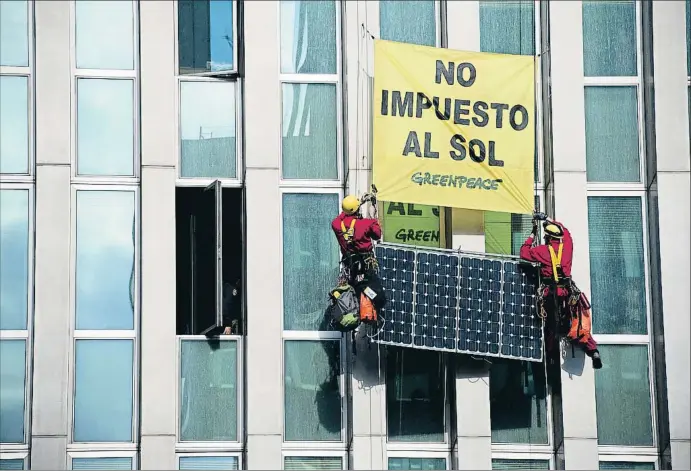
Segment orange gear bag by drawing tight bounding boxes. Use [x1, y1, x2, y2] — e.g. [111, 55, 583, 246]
[567, 307, 592, 344]
[359, 293, 378, 323]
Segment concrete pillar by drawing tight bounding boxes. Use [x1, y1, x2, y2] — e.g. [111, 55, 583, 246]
[139, 1, 178, 467]
[244, 1, 283, 468]
[548, 2, 599, 469]
[651, 2, 691, 469]
[31, 1, 72, 467]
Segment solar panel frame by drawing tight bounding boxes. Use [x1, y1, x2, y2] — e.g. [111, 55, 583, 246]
[371, 242, 544, 362]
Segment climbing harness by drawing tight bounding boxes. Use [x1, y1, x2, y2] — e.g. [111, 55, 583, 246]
[548, 241, 564, 283]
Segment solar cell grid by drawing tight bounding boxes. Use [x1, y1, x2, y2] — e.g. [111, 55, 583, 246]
[371, 243, 543, 362]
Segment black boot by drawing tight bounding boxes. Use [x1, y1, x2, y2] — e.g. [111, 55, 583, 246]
[591, 350, 603, 369]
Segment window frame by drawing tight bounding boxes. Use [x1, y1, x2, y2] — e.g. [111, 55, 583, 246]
[385, 450, 450, 470]
[490, 451, 554, 469]
[598, 454, 658, 469]
[173, 0, 239, 78]
[282, 450, 347, 470]
[67, 184, 140, 449]
[67, 451, 138, 470]
[174, 335, 244, 450]
[0, 182, 34, 449]
[174, 76, 244, 187]
[176, 452, 243, 470]
[583, 0, 645, 188]
[69, 0, 140, 184]
[587, 193, 658, 454]
[0, 452, 28, 470]
[278, 0, 343, 187]
[0, 0, 33, 180]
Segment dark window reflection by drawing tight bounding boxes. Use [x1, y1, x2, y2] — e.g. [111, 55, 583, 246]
[178, 0, 234, 74]
[387, 348, 445, 442]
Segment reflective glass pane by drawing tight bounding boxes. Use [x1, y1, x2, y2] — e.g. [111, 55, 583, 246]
[179, 340, 237, 442]
[492, 459, 550, 470]
[284, 340, 341, 441]
[595, 345, 653, 446]
[180, 81, 237, 178]
[0, 76, 29, 174]
[76, 191, 135, 330]
[281, 0, 336, 74]
[178, 0, 234, 74]
[179, 456, 239, 470]
[282, 83, 338, 180]
[0, 340, 26, 444]
[480, 0, 534, 55]
[687, 0, 690, 76]
[0, 189, 29, 330]
[72, 458, 133, 470]
[582, 0, 637, 77]
[285, 457, 343, 470]
[0, 0, 28, 67]
[282, 193, 339, 330]
[490, 360, 548, 444]
[0, 460, 24, 470]
[388, 458, 446, 470]
[587, 197, 647, 334]
[380, 0, 436, 46]
[73, 339, 134, 442]
[600, 462, 655, 470]
[75, 0, 134, 70]
[585, 87, 640, 182]
[387, 349, 445, 442]
[77, 79, 134, 176]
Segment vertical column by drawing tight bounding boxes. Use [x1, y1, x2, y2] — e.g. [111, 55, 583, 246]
[651, 2, 691, 469]
[445, 2, 492, 469]
[139, 1, 177, 468]
[244, 1, 283, 468]
[31, 1, 72, 468]
[549, 2, 599, 469]
[347, 2, 388, 469]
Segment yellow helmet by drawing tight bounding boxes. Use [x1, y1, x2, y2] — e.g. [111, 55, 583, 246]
[342, 195, 360, 215]
[543, 223, 564, 239]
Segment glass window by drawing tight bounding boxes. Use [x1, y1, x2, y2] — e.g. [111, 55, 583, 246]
[0, 459, 24, 471]
[490, 360, 548, 444]
[687, 0, 690, 76]
[179, 340, 237, 442]
[599, 462, 655, 470]
[388, 458, 447, 470]
[280, 0, 337, 74]
[73, 339, 134, 442]
[587, 197, 647, 334]
[380, 0, 436, 46]
[0, 189, 29, 331]
[179, 456, 239, 470]
[180, 81, 237, 179]
[0, 0, 28, 67]
[582, 0, 637, 77]
[492, 459, 550, 470]
[282, 193, 339, 331]
[485, 196, 539, 257]
[284, 457, 343, 470]
[284, 340, 341, 441]
[76, 79, 135, 177]
[0, 76, 29, 175]
[480, 0, 535, 55]
[595, 345, 653, 446]
[178, 0, 235, 74]
[387, 348, 445, 442]
[71, 457, 133, 470]
[0, 340, 26, 444]
[76, 191, 135, 331]
[282, 83, 338, 180]
[75, 0, 134, 70]
[584, 87, 640, 182]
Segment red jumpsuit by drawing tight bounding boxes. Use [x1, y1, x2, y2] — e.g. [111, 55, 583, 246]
[331, 213, 382, 255]
[519, 220, 598, 356]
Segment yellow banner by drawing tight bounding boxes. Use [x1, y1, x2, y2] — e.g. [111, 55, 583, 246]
[373, 40, 535, 214]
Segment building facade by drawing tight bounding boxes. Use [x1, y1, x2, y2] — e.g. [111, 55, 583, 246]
[0, 0, 689, 470]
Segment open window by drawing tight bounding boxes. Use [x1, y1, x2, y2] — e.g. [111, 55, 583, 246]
[176, 182, 244, 336]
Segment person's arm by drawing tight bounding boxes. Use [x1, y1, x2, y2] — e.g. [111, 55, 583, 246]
[368, 218, 382, 240]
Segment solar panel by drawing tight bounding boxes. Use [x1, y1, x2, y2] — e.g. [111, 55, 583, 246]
[373, 243, 543, 362]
